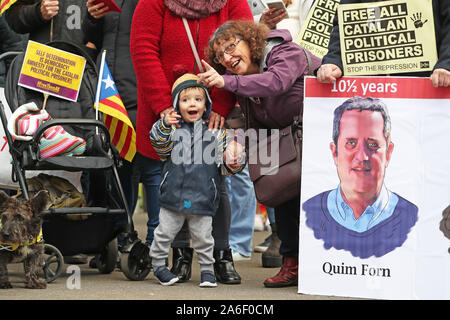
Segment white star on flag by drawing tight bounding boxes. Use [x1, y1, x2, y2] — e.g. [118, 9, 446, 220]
[102, 74, 115, 90]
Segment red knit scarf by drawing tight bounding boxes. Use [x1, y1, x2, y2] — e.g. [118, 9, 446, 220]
[164, 0, 227, 19]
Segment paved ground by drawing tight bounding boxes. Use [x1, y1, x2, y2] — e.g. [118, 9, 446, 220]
[1, 211, 353, 301]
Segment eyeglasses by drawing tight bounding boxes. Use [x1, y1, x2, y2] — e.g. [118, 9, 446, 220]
[213, 39, 241, 64]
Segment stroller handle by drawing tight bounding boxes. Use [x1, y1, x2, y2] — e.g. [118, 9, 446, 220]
[0, 51, 22, 63]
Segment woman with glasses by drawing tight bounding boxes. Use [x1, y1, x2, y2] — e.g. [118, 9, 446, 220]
[198, 20, 321, 288]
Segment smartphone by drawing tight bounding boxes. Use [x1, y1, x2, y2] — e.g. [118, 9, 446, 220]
[263, 0, 289, 17]
[91, 0, 122, 13]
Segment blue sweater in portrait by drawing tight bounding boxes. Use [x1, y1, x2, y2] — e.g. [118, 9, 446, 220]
[302, 190, 418, 259]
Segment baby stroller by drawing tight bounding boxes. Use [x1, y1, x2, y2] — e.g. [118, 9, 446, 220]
[0, 41, 151, 281]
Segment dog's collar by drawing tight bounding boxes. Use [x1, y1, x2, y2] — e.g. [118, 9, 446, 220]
[0, 229, 43, 251]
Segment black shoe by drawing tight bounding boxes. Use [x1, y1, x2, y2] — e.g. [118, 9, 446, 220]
[170, 247, 193, 283]
[213, 249, 241, 285]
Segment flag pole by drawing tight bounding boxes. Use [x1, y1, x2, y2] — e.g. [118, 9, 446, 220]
[95, 50, 107, 135]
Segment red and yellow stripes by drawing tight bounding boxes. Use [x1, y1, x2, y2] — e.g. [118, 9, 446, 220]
[97, 94, 136, 162]
[0, 0, 17, 15]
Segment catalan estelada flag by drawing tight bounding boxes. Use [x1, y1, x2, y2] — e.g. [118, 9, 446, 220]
[94, 51, 136, 162]
[0, 0, 17, 15]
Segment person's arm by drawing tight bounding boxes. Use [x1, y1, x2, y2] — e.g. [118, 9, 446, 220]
[0, 18, 25, 52]
[314, 0, 357, 82]
[430, 0, 450, 87]
[0, 19, 25, 71]
[198, 42, 308, 97]
[5, 0, 53, 34]
[259, 8, 288, 29]
[318, 4, 343, 71]
[149, 117, 176, 161]
[223, 44, 308, 97]
[82, 0, 108, 49]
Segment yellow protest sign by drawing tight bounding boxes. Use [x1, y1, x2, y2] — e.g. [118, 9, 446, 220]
[18, 41, 86, 102]
[296, 0, 341, 58]
[338, 0, 437, 75]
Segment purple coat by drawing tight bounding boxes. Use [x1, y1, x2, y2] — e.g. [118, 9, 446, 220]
[222, 29, 322, 129]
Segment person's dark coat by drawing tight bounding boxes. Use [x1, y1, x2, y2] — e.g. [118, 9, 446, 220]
[0, 17, 26, 87]
[4, 0, 88, 46]
[321, 0, 450, 76]
[81, 0, 139, 127]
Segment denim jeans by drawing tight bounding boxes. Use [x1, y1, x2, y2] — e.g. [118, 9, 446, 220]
[266, 206, 275, 224]
[226, 165, 257, 257]
[117, 153, 161, 245]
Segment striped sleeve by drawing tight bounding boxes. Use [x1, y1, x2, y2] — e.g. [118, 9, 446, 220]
[149, 118, 175, 161]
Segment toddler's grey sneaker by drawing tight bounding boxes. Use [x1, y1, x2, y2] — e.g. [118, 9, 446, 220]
[154, 266, 179, 286]
[199, 270, 217, 287]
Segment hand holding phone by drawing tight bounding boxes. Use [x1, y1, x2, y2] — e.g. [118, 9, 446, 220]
[263, 0, 289, 17]
[259, 0, 288, 28]
[90, 0, 122, 13]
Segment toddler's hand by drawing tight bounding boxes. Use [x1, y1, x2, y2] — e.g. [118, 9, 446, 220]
[163, 110, 181, 126]
[225, 141, 245, 169]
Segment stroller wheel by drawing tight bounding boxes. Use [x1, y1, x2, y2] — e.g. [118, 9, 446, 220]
[121, 241, 151, 281]
[24, 243, 64, 283]
[43, 244, 64, 283]
[96, 238, 118, 274]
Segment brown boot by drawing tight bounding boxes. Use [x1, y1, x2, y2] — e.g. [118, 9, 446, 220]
[263, 256, 298, 288]
[261, 223, 282, 268]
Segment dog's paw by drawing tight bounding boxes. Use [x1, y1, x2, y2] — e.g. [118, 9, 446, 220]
[0, 281, 13, 289]
[25, 280, 47, 289]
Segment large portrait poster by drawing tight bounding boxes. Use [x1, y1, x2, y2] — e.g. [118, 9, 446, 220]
[338, 0, 437, 76]
[299, 76, 450, 299]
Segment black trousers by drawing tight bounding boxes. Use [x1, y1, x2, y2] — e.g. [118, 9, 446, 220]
[172, 175, 231, 250]
[275, 195, 300, 257]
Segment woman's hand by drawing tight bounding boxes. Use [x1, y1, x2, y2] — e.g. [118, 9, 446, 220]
[86, 0, 109, 19]
[40, 0, 59, 20]
[198, 60, 225, 89]
[430, 68, 450, 87]
[197, 60, 225, 130]
[207, 111, 225, 131]
[259, 8, 287, 29]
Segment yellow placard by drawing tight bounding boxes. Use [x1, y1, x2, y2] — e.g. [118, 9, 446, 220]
[338, 0, 437, 75]
[18, 41, 86, 102]
[296, 0, 341, 58]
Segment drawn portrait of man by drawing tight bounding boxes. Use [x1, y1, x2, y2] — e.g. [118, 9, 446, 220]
[302, 96, 418, 259]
